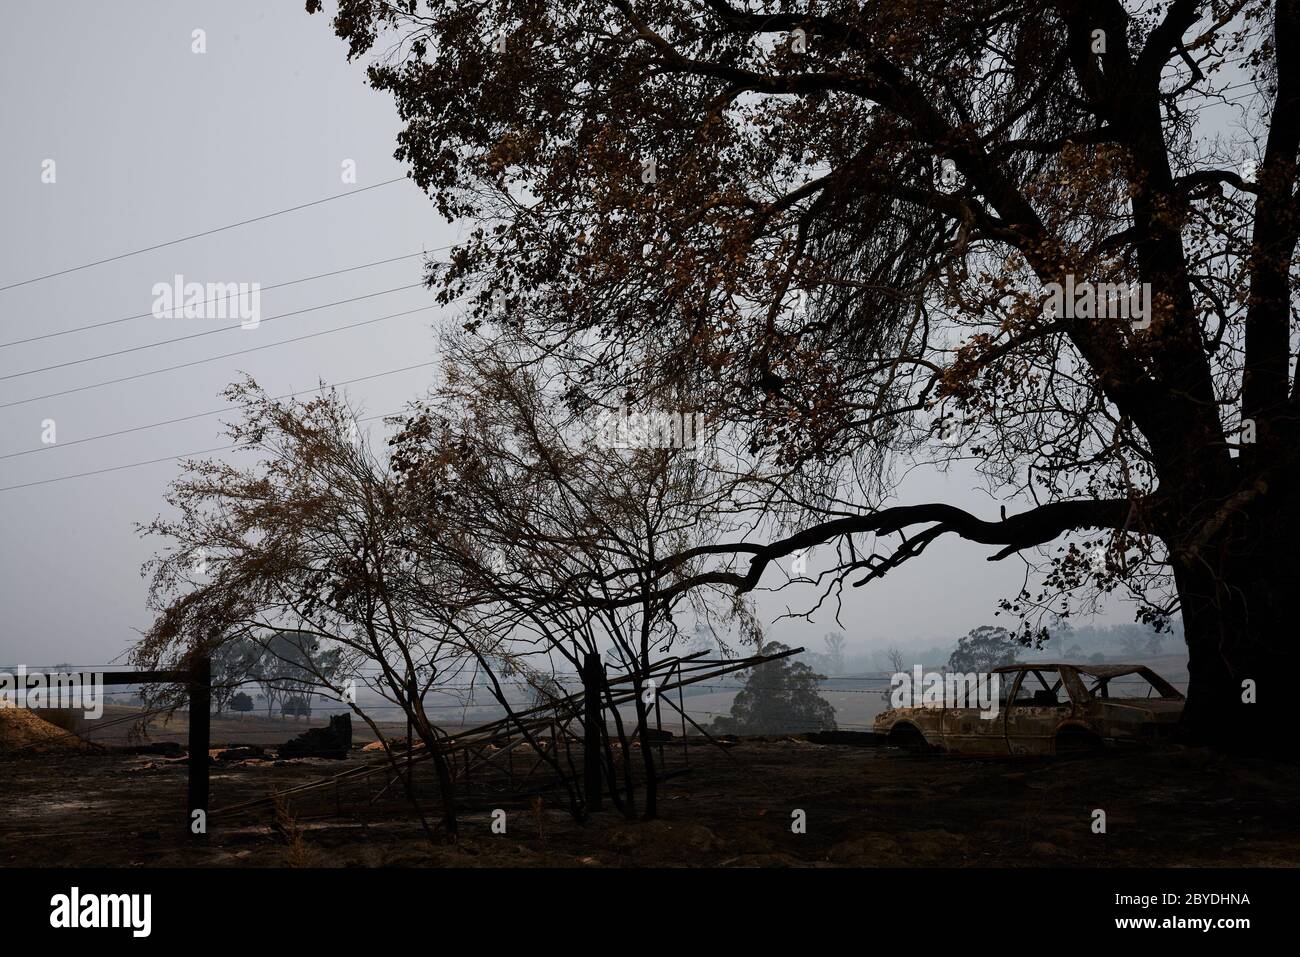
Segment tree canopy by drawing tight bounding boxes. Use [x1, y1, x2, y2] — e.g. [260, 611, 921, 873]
[947, 625, 1022, 673]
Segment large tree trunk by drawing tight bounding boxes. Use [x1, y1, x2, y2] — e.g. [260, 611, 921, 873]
[1173, 489, 1300, 754]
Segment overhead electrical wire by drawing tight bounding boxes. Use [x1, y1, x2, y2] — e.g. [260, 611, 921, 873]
[0, 408, 405, 493]
[0, 249, 446, 348]
[0, 282, 428, 382]
[0, 359, 437, 460]
[0, 177, 409, 294]
[0, 302, 441, 410]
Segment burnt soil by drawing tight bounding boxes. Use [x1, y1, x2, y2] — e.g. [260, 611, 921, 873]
[3, 735, 1299, 868]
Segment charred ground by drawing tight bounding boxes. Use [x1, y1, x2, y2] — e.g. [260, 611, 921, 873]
[3, 737, 1297, 868]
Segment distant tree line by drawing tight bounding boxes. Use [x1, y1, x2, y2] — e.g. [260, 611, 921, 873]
[210, 631, 340, 719]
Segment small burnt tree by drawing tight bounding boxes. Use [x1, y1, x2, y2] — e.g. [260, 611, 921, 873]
[136, 378, 492, 842]
[388, 334, 748, 820]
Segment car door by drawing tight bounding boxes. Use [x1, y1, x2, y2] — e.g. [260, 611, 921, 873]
[1004, 668, 1076, 755]
[939, 671, 1012, 754]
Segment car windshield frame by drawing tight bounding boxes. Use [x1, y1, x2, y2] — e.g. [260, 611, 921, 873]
[1074, 666, 1184, 701]
[1002, 666, 1088, 707]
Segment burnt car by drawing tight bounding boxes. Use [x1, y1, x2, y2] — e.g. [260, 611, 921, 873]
[873, 663, 1185, 755]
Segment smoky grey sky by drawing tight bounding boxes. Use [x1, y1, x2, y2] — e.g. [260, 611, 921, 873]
[0, 1, 1134, 668]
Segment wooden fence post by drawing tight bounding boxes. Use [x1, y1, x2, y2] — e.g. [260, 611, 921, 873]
[187, 655, 211, 841]
[582, 652, 603, 811]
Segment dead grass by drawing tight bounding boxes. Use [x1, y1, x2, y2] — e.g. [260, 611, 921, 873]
[0, 709, 97, 754]
[270, 789, 314, 867]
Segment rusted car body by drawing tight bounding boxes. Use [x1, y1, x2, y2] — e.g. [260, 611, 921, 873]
[873, 663, 1185, 755]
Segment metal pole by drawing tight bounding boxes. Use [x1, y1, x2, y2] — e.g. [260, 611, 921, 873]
[678, 661, 687, 767]
[654, 669, 665, 766]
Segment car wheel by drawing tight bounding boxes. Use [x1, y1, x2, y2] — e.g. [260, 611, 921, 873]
[1054, 726, 1104, 755]
[887, 723, 932, 753]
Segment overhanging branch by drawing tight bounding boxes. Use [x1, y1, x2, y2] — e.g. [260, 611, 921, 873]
[637, 497, 1141, 601]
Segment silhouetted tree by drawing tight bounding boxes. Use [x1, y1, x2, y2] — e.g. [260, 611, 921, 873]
[713, 642, 837, 734]
[948, 625, 1021, 673]
[824, 632, 847, 675]
[880, 646, 908, 704]
[211, 635, 261, 715]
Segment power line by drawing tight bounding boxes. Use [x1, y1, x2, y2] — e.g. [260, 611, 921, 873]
[0, 359, 437, 460]
[0, 177, 408, 294]
[0, 302, 439, 410]
[0, 409, 404, 493]
[0, 282, 427, 382]
[0, 249, 442, 348]
[0, 442, 237, 492]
